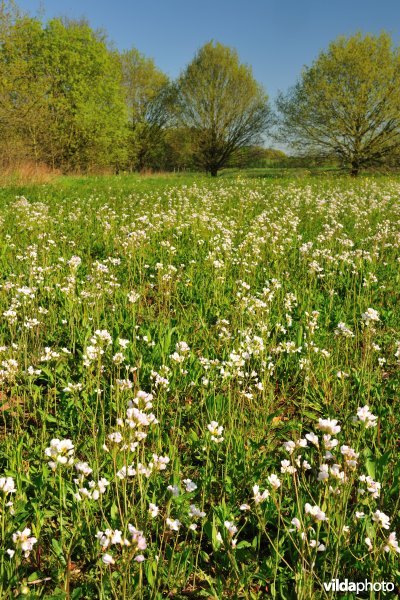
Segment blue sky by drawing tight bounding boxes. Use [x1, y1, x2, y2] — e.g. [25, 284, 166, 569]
[17, 0, 400, 102]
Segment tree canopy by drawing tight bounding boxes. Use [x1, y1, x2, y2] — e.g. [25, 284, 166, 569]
[276, 33, 400, 175]
[4, 1, 400, 177]
[120, 48, 172, 171]
[0, 11, 127, 171]
[176, 41, 271, 176]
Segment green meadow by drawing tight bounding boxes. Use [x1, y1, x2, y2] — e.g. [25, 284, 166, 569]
[0, 173, 399, 598]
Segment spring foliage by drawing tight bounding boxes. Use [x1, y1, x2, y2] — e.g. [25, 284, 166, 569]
[276, 33, 400, 175]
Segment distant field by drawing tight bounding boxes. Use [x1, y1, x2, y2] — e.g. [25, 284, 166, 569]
[0, 175, 399, 598]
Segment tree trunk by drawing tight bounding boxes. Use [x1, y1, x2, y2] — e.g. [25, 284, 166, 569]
[350, 160, 359, 177]
[210, 167, 218, 177]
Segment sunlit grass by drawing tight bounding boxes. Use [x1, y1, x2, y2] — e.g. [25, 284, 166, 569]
[0, 175, 398, 598]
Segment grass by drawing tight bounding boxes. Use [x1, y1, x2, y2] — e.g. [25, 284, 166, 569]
[0, 174, 399, 598]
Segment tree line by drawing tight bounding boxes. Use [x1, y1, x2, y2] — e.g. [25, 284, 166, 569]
[1, 1, 400, 176]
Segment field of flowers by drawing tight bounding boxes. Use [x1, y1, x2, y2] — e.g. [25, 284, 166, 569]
[0, 175, 399, 599]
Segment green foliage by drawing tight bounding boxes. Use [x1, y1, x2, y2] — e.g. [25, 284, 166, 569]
[41, 18, 128, 171]
[176, 41, 271, 176]
[0, 13, 127, 172]
[276, 33, 400, 175]
[0, 174, 398, 597]
[120, 48, 171, 172]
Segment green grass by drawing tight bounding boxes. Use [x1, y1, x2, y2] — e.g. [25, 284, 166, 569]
[0, 174, 399, 598]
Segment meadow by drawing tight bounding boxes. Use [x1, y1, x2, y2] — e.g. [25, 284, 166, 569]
[0, 173, 399, 599]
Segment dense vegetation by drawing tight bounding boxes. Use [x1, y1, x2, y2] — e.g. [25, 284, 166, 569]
[0, 173, 398, 598]
[2, 2, 400, 176]
[0, 4, 270, 176]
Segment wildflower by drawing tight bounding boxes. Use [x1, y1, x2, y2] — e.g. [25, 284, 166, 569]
[96, 529, 117, 550]
[92, 330, 112, 345]
[317, 464, 329, 482]
[102, 553, 115, 565]
[365, 537, 373, 551]
[12, 528, 37, 557]
[267, 474, 281, 490]
[151, 454, 170, 471]
[166, 518, 181, 531]
[316, 418, 341, 435]
[305, 432, 319, 446]
[253, 484, 269, 504]
[128, 525, 147, 550]
[68, 255, 81, 269]
[372, 510, 390, 529]
[334, 322, 354, 338]
[40, 348, 60, 362]
[280, 460, 297, 474]
[322, 435, 338, 450]
[176, 341, 190, 353]
[224, 521, 238, 536]
[189, 505, 206, 518]
[240, 504, 250, 511]
[355, 405, 378, 428]
[45, 439, 74, 470]
[0, 477, 16, 495]
[149, 503, 159, 518]
[134, 554, 145, 562]
[207, 421, 224, 443]
[108, 431, 123, 444]
[330, 464, 345, 482]
[63, 382, 83, 393]
[283, 440, 296, 454]
[183, 479, 197, 492]
[310, 540, 326, 551]
[304, 504, 327, 522]
[167, 485, 179, 497]
[337, 370, 349, 379]
[296, 438, 308, 448]
[112, 352, 125, 364]
[361, 308, 380, 326]
[340, 445, 359, 469]
[384, 532, 400, 554]
[290, 517, 301, 531]
[127, 290, 140, 303]
[359, 475, 381, 498]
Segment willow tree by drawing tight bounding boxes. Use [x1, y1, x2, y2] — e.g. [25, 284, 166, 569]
[176, 41, 271, 176]
[276, 33, 400, 175]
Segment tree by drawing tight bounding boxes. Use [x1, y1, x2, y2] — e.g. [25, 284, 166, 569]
[176, 41, 271, 176]
[0, 12, 127, 172]
[0, 9, 48, 167]
[120, 48, 170, 171]
[276, 33, 400, 176]
[40, 18, 127, 171]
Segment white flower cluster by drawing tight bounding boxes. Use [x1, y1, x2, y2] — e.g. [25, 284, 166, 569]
[12, 528, 37, 558]
[0, 476, 16, 495]
[361, 307, 380, 326]
[97, 524, 147, 565]
[207, 421, 224, 443]
[334, 322, 354, 338]
[83, 329, 113, 367]
[45, 439, 74, 470]
[354, 405, 378, 428]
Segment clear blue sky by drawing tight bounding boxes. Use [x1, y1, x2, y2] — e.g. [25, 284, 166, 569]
[16, 0, 400, 102]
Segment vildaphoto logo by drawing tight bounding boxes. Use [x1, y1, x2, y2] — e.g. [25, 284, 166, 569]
[323, 579, 395, 593]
